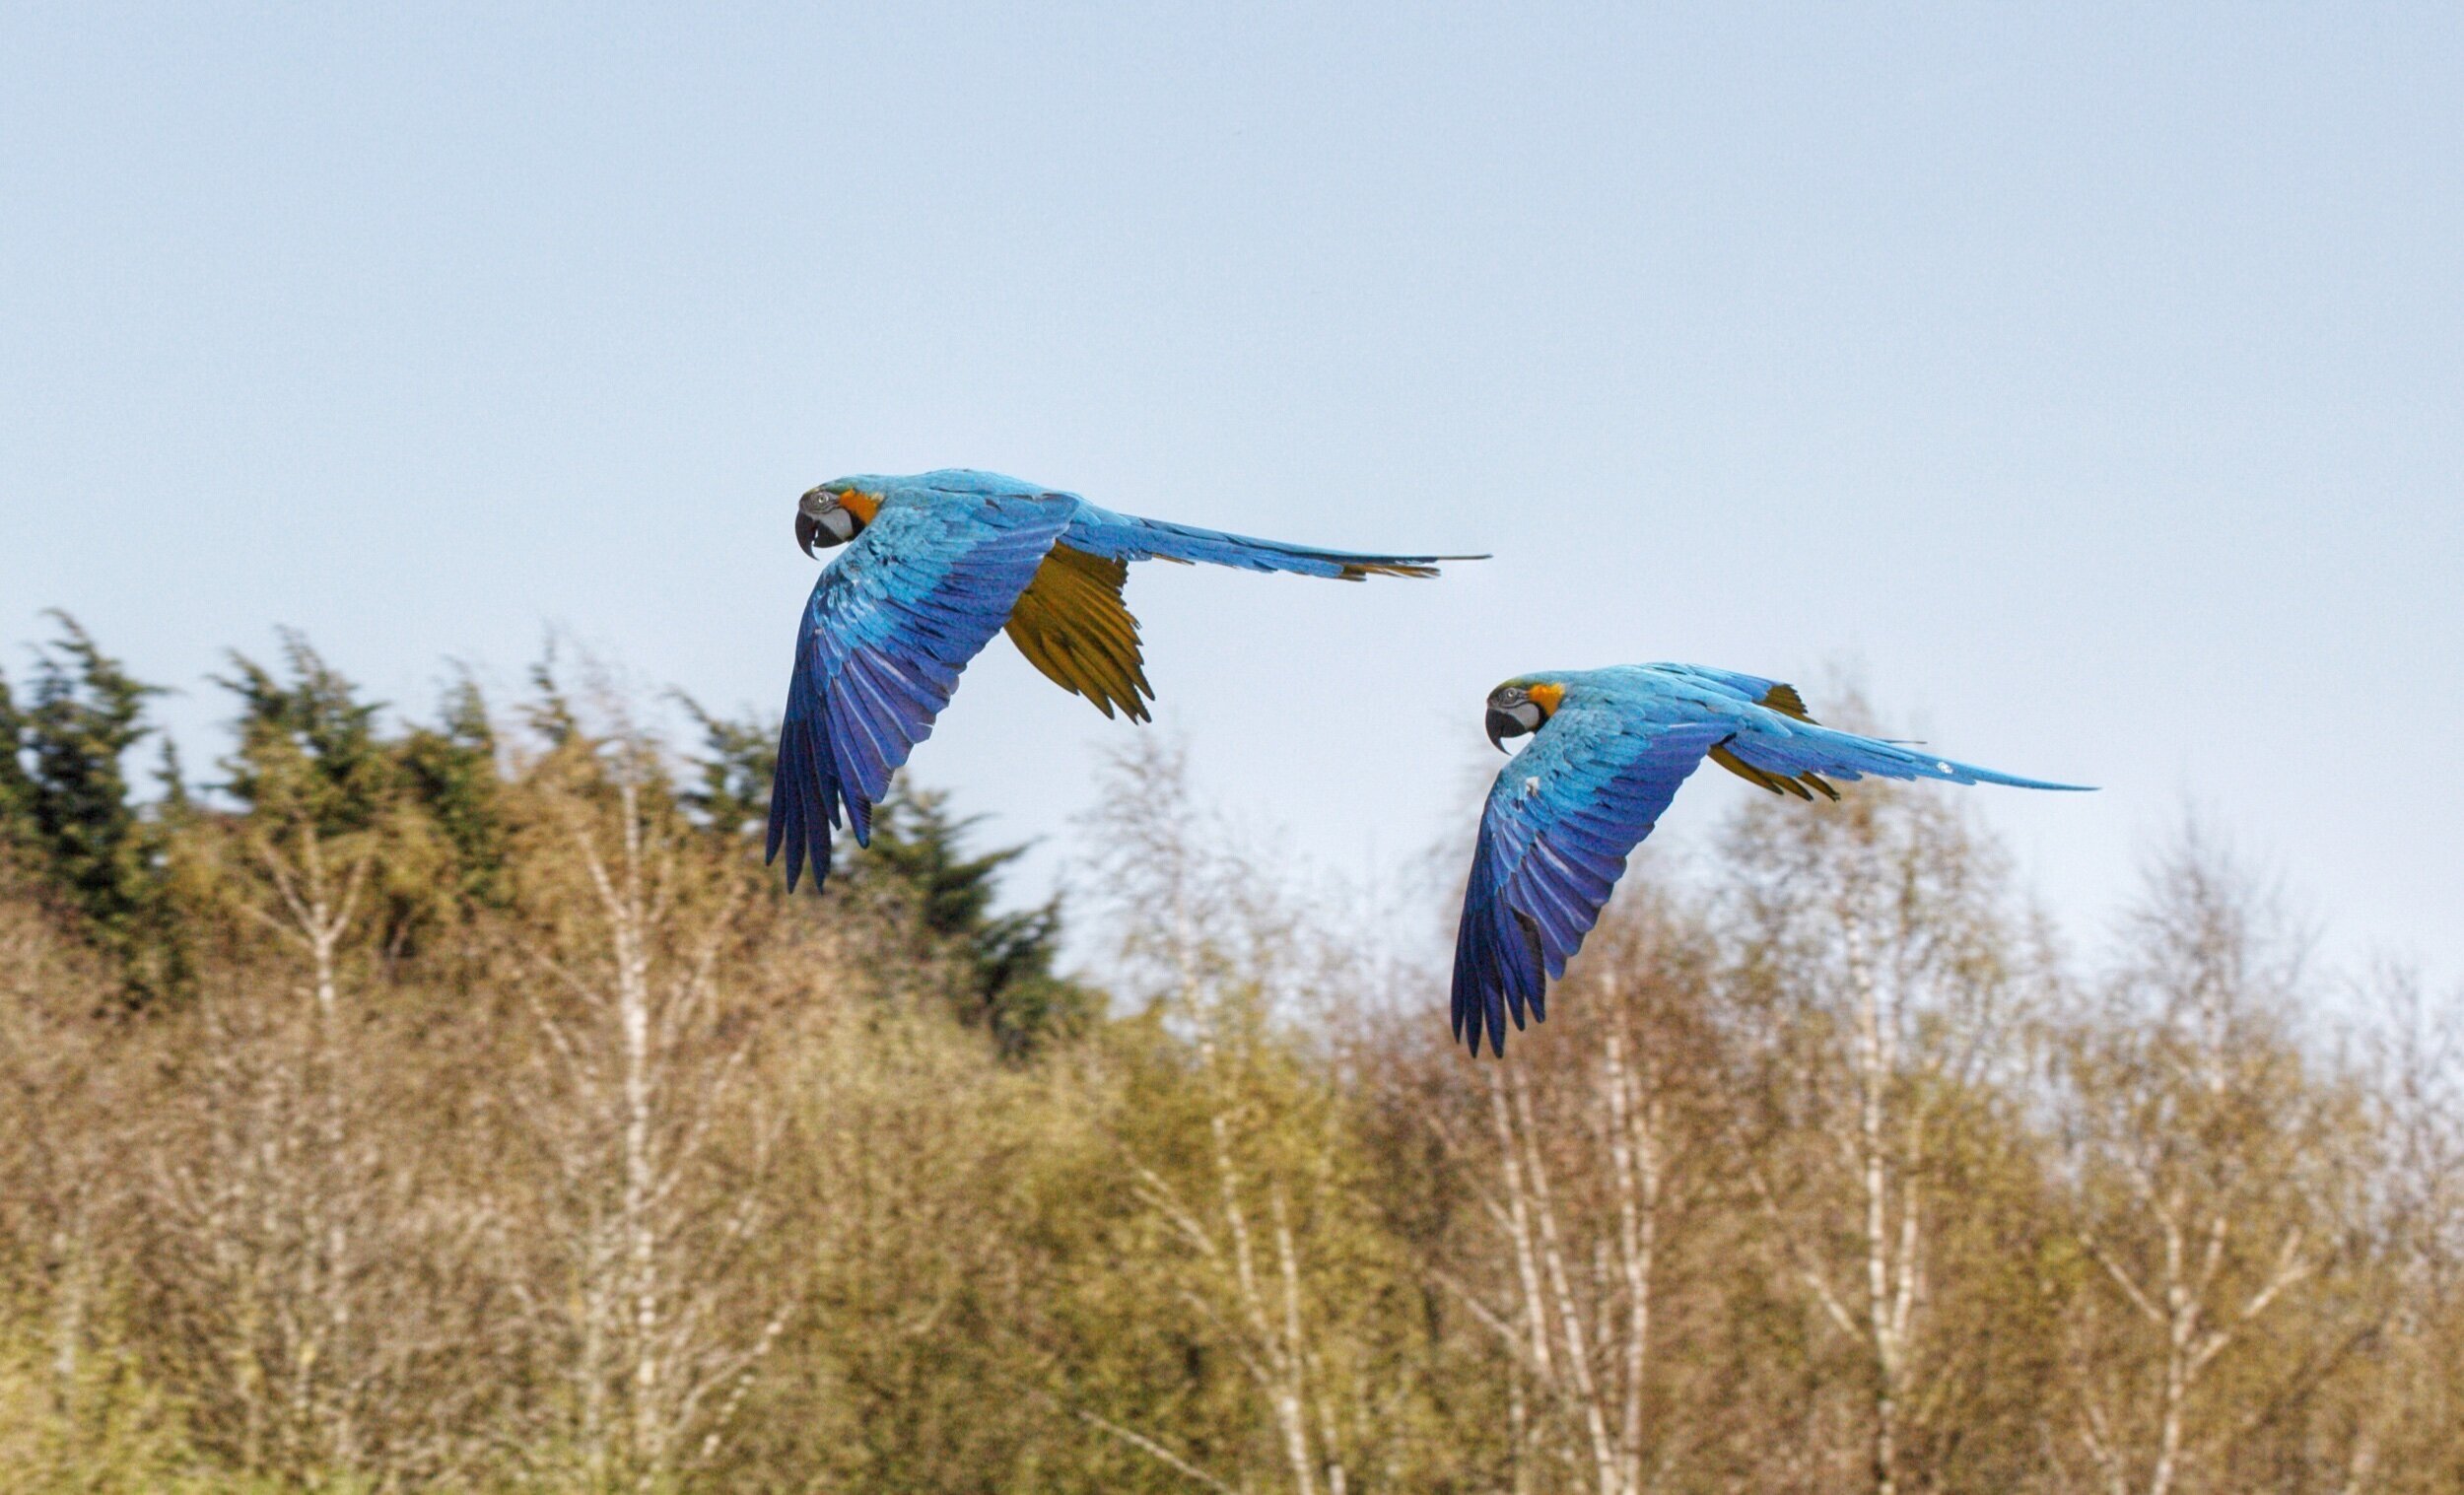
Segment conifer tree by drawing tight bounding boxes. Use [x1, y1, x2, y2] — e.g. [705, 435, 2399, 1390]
[211, 633, 505, 959]
[675, 697, 776, 847]
[860, 787, 1092, 1057]
[675, 699, 1096, 1055]
[0, 613, 172, 997]
[392, 674, 507, 909]
[215, 631, 393, 835]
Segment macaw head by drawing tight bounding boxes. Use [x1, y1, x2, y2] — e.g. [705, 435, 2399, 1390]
[1484, 679, 1566, 752]
[795, 483, 874, 556]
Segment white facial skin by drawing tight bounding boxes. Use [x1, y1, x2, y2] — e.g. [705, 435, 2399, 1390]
[795, 489, 859, 555]
[1485, 685, 1544, 750]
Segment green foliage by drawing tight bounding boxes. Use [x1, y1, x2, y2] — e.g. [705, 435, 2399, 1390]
[674, 696, 774, 847]
[857, 786, 1097, 1057]
[0, 1309, 218, 1493]
[215, 632, 392, 836]
[203, 636, 516, 958]
[673, 698, 1099, 1056]
[0, 614, 174, 999]
[391, 675, 507, 910]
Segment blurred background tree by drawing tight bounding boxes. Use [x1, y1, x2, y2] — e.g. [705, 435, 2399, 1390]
[0, 614, 176, 1003]
[0, 622, 2456, 1493]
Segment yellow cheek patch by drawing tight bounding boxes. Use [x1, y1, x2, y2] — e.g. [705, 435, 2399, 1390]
[840, 490, 882, 524]
[1527, 681, 1565, 717]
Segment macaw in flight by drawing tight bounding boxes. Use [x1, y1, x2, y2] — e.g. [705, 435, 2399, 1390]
[770, 469, 1479, 893]
[1454, 663, 2089, 1056]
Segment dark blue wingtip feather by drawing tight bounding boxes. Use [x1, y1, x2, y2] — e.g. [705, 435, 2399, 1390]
[767, 692, 842, 896]
[1452, 860, 1551, 1058]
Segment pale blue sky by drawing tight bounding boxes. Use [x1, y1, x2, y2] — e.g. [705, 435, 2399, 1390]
[4, 5, 2457, 988]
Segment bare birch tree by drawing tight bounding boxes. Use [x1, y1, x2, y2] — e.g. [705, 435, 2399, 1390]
[2052, 827, 2376, 1495]
[2353, 965, 2464, 1492]
[501, 726, 792, 1488]
[1414, 906, 1717, 1495]
[1075, 734, 1422, 1495]
[1716, 775, 2035, 1494]
[123, 659, 408, 1479]
[0, 887, 150, 1466]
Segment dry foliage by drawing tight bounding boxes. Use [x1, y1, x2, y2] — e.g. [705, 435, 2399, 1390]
[0, 697, 2456, 1493]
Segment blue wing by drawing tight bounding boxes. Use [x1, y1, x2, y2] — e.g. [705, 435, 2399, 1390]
[1644, 662, 2088, 799]
[1452, 703, 1726, 1056]
[1719, 712, 2092, 791]
[766, 492, 1075, 892]
[1061, 504, 1477, 579]
[1650, 663, 1808, 715]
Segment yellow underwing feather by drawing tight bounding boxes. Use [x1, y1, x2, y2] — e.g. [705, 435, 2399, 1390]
[1709, 742, 1815, 799]
[1748, 684, 1837, 797]
[1336, 558, 1444, 579]
[1759, 683, 1813, 721]
[1710, 743, 1789, 796]
[1003, 546, 1154, 721]
[1709, 743, 1841, 803]
[1706, 684, 1826, 798]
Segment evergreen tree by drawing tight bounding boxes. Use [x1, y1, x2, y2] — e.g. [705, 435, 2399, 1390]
[672, 704, 1097, 1056]
[0, 613, 173, 996]
[214, 635, 510, 951]
[859, 787, 1095, 1057]
[393, 674, 507, 908]
[675, 697, 776, 847]
[216, 630, 394, 834]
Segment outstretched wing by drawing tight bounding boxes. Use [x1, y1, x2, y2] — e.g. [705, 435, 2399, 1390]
[1063, 506, 1481, 579]
[1656, 665, 2088, 802]
[1718, 710, 2093, 793]
[1652, 664, 1813, 720]
[1001, 545, 1154, 720]
[1452, 704, 1726, 1056]
[767, 492, 1075, 892]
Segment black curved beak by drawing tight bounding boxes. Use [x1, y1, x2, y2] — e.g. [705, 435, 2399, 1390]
[1485, 708, 1520, 754]
[795, 511, 821, 559]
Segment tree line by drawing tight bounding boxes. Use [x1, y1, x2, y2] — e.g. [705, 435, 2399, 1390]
[0, 614, 2457, 1492]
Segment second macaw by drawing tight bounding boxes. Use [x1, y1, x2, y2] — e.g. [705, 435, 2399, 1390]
[1455, 663, 2090, 1055]
[770, 469, 1479, 892]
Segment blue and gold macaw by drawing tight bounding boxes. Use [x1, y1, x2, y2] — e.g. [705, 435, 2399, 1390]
[1454, 664, 2089, 1055]
[770, 469, 1478, 892]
